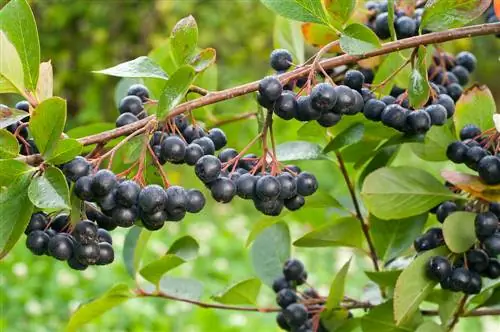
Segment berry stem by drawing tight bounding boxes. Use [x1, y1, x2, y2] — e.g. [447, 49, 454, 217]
[446, 295, 468, 332]
[146, 144, 170, 187]
[369, 56, 412, 92]
[208, 111, 258, 129]
[221, 132, 264, 171]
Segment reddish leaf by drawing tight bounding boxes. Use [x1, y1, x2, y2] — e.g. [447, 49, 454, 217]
[441, 170, 500, 202]
[495, 0, 500, 18]
[301, 23, 340, 51]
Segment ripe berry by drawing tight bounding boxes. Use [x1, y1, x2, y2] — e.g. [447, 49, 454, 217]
[460, 124, 481, 140]
[426, 256, 452, 282]
[192, 137, 215, 156]
[296, 172, 318, 196]
[63, 156, 91, 182]
[25, 212, 48, 235]
[127, 84, 150, 102]
[317, 112, 342, 127]
[91, 169, 117, 196]
[118, 95, 144, 115]
[296, 96, 321, 121]
[195, 155, 222, 183]
[330, 86, 355, 114]
[274, 92, 297, 120]
[184, 143, 205, 165]
[381, 104, 408, 131]
[395, 16, 417, 39]
[381, 95, 396, 105]
[87, 206, 117, 231]
[115, 180, 141, 207]
[284, 195, 305, 211]
[166, 208, 186, 222]
[446, 141, 468, 163]
[283, 259, 305, 281]
[363, 99, 385, 121]
[253, 198, 284, 216]
[68, 256, 88, 270]
[478, 156, 500, 185]
[259, 76, 283, 102]
[165, 186, 188, 214]
[74, 175, 94, 201]
[485, 259, 500, 279]
[236, 173, 257, 199]
[343, 70, 365, 91]
[15, 100, 30, 112]
[112, 206, 137, 228]
[208, 128, 227, 150]
[161, 136, 186, 163]
[210, 178, 236, 203]
[464, 271, 482, 294]
[450, 267, 471, 292]
[75, 242, 100, 265]
[51, 214, 70, 232]
[361, 87, 375, 102]
[283, 303, 308, 327]
[276, 288, 298, 309]
[465, 146, 489, 170]
[436, 201, 458, 223]
[48, 234, 74, 260]
[467, 249, 489, 273]
[97, 189, 117, 211]
[456, 51, 477, 73]
[277, 173, 297, 200]
[26, 230, 50, 255]
[272, 276, 292, 293]
[72, 220, 98, 245]
[97, 242, 115, 265]
[276, 312, 291, 331]
[141, 210, 167, 230]
[138, 185, 168, 214]
[451, 65, 470, 86]
[186, 189, 205, 213]
[270, 49, 293, 71]
[490, 203, 500, 217]
[414, 234, 437, 252]
[447, 83, 463, 102]
[116, 112, 139, 127]
[483, 233, 500, 257]
[310, 83, 338, 112]
[374, 12, 391, 39]
[406, 110, 431, 134]
[97, 228, 113, 244]
[183, 125, 205, 143]
[255, 175, 281, 201]
[425, 104, 447, 126]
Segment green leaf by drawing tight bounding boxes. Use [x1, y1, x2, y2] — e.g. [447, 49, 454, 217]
[0, 129, 19, 158]
[358, 145, 400, 188]
[325, 258, 351, 309]
[158, 276, 204, 301]
[122, 134, 144, 164]
[323, 123, 364, 153]
[166, 235, 199, 261]
[0, 104, 29, 128]
[0, 31, 25, 94]
[361, 166, 459, 220]
[362, 300, 422, 332]
[139, 254, 186, 286]
[276, 141, 324, 161]
[212, 278, 262, 305]
[157, 65, 196, 119]
[322, 0, 356, 28]
[433, 290, 464, 327]
[260, 0, 328, 25]
[410, 121, 456, 162]
[190, 48, 216, 73]
[251, 222, 291, 287]
[297, 121, 327, 141]
[123, 226, 152, 278]
[340, 23, 381, 56]
[65, 284, 132, 332]
[67, 123, 115, 139]
[0, 159, 34, 186]
[442, 211, 476, 253]
[371, 213, 428, 262]
[0, 173, 33, 259]
[454, 85, 496, 135]
[372, 52, 409, 97]
[467, 279, 500, 310]
[29, 97, 66, 156]
[246, 216, 286, 247]
[365, 270, 402, 289]
[408, 46, 430, 109]
[415, 321, 443, 332]
[394, 246, 450, 325]
[293, 217, 362, 248]
[274, 16, 305, 64]
[420, 0, 491, 32]
[35, 61, 53, 102]
[46, 138, 83, 165]
[69, 191, 82, 227]
[28, 166, 70, 210]
[0, 0, 40, 90]
[171, 15, 198, 66]
[387, 0, 397, 41]
[93, 56, 169, 80]
[305, 190, 342, 208]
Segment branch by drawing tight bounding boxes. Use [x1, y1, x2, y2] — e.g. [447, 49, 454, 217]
[447, 295, 468, 331]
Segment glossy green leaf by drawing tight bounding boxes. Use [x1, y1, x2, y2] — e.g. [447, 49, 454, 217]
[454, 85, 496, 135]
[340, 23, 381, 56]
[28, 166, 70, 210]
[167, 235, 199, 261]
[46, 138, 83, 165]
[171, 15, 198, 66]
[293, 217, 362, 248]
[122, 134, 144, 164]
[421, 0, 491, 31]
[276, 141, 324, 161]
[0, 159, 34, 186]
[326, 258, 351, 309]
[322, 0, 356, 28]
[0, 0, 40, 90]
[93, 56, 169, 80]
[371, 213, 428, 262]
[0, 129, 19, 158]
[123, 226, 152, 278]
[158, 276, 204, 301]
[372, 52, 409, 97]
[305, 190, 342, 209]
[0, 173, 33, 259]
[431, 290, 463, 327]
[139, 254, 186, 286]
[157, 65, 196, 119]
[246, 216, 286, 247]
[0, 31, 25, 94]
[442, 211, 476, 253]
[358, 145, 400, 188]
[365, 270, 402, 289]
[408, 46, 430, 109]
[361, 167, 459, 219]
[297, 121, 327, 141]
[415, 321, 443, 332]
[410, 121, 456, 162]
[212, 278, 261, 305]
[250, 222, 290, 287]
[260, 0, 328, 25]
[65, 284, 132, 332]
[274, 16, 305, 64]
[190, 48, 216, 73]
[362, 300, 422, 332]
[29, 97, 66, 156]
[394, 246, 450, 325]
[0, 104, 29, 128]
[323, 123, 364, 153]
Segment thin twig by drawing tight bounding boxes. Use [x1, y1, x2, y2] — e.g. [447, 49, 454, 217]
[447, 295, 468, 332]
[208, 111, 257, 128]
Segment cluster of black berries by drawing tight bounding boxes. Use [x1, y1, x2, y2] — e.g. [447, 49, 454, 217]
[25, 212, 114, 270]
[484, 4, 500, 38]
[414, 202, 500, 294]
[149, 115, 227, 166]
[193, 151, 317, 216]
[115, 84, 150, 127]
[446, 124, 500, 185]
[63, 156, 206, 231]
[1, 101, 38, 155]
[272, 259, 328, 332]
[366, 1, 424, 40]
[428, 51, 477, 102]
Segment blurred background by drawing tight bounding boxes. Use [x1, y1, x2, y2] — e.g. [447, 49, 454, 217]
[1, 1, 500, 331]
